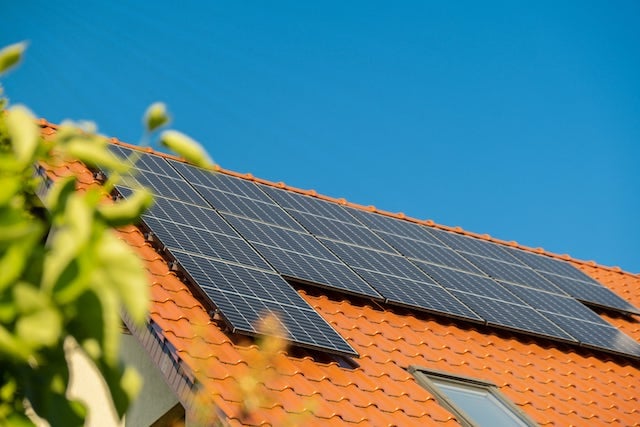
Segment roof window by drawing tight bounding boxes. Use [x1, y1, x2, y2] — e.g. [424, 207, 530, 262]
[409, 367, 537, 427]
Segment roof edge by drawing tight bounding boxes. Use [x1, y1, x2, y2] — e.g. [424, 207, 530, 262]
[37, 119, 637, 277]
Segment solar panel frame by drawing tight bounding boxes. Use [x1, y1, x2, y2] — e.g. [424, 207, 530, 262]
[425, 227, 520, 262]
[109, 145, 184, 178]
[116, 172, 208, 206]
[502, 246, 601, 284]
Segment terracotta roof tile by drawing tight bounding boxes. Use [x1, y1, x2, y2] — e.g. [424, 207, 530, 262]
[41, 122, 640, 426]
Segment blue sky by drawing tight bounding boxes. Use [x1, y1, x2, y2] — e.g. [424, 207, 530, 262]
[3, 1, 639, 273]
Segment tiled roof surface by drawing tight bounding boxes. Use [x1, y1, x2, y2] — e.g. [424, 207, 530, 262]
[41, 122, 640, 426]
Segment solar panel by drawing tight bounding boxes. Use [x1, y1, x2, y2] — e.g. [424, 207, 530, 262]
[117, 172, 208, 206]
[194, 185, 304, 231]
[538, 272, 640, 314]
[222, 214, 382, 299]
[109, 145, 184, 178]
[450, 291, 576, 342]
[503, 284, 606, 323]
[426, 227, 518, 261]
[348, 208, 442, 244]
[502, 246, 600, 283]
[544, 313, 640, 358]
[170, 160, 273, 203]
[460, 253, 567, 294]
[262, 186, 358, 224]
[172, 250, 357, 355]
[320, 239, 432, 283]
[289, 210, 394, 251]
[354, 268, 483, 321]
[377, 232, 482, 272]
[416, 263, 523, 304]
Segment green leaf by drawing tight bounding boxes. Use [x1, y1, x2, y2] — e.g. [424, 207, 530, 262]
[6, 105, 39, 166]
[144, 102, 170, 132]
[0, 42, 26, 75]
[62, 137, 129, 173]
[97, 188, 153, 227]
[159, 129, 213, 168]
[93, 232, 149, 325]
[0, 324, 31, 361]
[15, 306, 62, 348]
[45, 175, 76, 215]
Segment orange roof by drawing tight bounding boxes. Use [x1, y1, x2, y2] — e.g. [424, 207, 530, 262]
[41, 121, 640, 426]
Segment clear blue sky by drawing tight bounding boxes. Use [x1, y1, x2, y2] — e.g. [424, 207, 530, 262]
[4, 1, 639, 273]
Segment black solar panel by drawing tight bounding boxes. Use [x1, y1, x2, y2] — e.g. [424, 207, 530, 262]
[320, 239, 431, 283]
[290, 211, 394, 251]
[451, 291, 576, 342]
[348, 209, 442, 244]
[504, 284, 605, 323]
[170, 161, 273, 203]
[109, 145, 184, 178]
[417, 263, 523, 304]
[503, 246, 600, 284]
[117, 173, 207, 206]
[378, 233, 481, 272]
[222, 214, 382, 299]
[354, 268, 483, 321]
[538, 272, 640, 314]
[262, 186, 358, 224]
[461, 253, 567, 294]
[172, 251, 357, 355]
[195, 185, 304, 231]
[545, 313, 640, 358]
[426, 227, 518, 261]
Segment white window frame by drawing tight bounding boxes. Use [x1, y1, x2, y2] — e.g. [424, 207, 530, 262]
[409, 366, 537, 427]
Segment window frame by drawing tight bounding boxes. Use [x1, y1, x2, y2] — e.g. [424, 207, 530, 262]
[408, 366, 537, 427]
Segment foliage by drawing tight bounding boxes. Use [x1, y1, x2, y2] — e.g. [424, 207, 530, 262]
[0, 43, 210, 426]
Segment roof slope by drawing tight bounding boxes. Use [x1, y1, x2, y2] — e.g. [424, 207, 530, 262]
[41, 122, 640, 426]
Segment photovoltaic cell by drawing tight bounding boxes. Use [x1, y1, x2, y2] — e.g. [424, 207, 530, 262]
[504, 284, 605, 323]
[545, 313, 640, 358]
[170, 160, 273, 203]
[377, 232, 481, 272]
[502, 246, 601, 284]
[262, 186, 358, 223]
[109, 145, 184, 178]
[450, 291, 576, 342]
[222, 214, 382, 298]
[117, 172, 207, 206]
[320, 239, 431, 283]
[195, 185, 304, 231]
[205, 288, 357, 355]
[172, 251, 356, 355]
[348, 208, 442, 244]
[461, 253, 566, 294]
[417, 263, 522, 304]
[353, 268, 483, 321]
[426, 227, 518, 261]
[290, 211, 394, 251]
[538, 272, 640, 314]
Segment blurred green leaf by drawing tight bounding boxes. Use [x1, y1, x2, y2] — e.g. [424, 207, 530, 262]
[6, 105, 38, 166]
[16, 306, 62, 348]
[93, 232, 149, 325]
[144, 102, 170, 132]
[97, 188, 153, 227]
[0, 42, 26, 75]
[159, 129, 213, 168]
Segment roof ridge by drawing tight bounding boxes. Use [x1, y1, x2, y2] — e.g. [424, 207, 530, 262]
[37, 118, 637, 278]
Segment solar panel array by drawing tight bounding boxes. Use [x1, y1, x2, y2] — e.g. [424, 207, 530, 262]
[106, 146, 640, 359]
